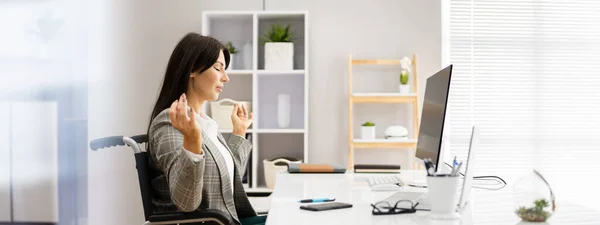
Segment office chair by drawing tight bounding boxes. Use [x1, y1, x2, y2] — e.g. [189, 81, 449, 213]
[90, 134, 234, 225]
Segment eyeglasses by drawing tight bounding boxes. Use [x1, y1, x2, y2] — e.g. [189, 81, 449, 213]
[371, 199, 419, 215]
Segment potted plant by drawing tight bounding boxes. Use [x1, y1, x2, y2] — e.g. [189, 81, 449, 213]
[361, 121, 376, 140]
[225, 41, 238, 70]
[515, 199, 552, 222]
[260, 23, 294, 70]
[399, 56, 412, 93]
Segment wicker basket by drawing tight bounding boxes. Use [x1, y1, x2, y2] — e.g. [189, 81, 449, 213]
[263, 157, 301, 189]
[210, 98, 251, 129]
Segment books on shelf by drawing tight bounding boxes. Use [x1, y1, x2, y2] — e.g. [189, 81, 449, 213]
[354, 164, 401, 173]
[288, 163, 346, 173]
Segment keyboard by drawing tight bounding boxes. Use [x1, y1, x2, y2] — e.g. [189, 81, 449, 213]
[368, 175, 405, 187]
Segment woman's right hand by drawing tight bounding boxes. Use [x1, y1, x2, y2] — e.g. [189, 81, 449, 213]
[169, 93, 202, 154]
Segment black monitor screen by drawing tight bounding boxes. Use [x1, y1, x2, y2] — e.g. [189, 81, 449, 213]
[415, 65, 453, 170]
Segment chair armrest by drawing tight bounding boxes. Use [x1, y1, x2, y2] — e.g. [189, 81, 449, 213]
[148, 209, 234, 225]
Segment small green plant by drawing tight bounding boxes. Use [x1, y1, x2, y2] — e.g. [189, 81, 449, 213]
[400, 70, 409, 85]
[260, 23, 293, 44]
[362, 121, 375, 126]
[515, 198, 552, 222]
[225, 41, 238, 54]
[399, 56, 412, 85]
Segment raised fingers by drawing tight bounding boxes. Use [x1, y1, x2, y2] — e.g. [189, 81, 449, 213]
[176, 94, 189, 122]
[241, 104, 248, 118]
[234, 103, 242, 118]
[236, 104, 243, 117]
[232, 103, 238, 116]
[169, 100, 178, 122]
[188, 106, 198, 126]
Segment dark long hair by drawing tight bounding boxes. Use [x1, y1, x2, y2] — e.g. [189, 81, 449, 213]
[147, 32, 230, 135]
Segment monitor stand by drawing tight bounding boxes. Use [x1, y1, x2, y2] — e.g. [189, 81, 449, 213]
[408, 162, 429, 188]
[405, 158, 453, 188]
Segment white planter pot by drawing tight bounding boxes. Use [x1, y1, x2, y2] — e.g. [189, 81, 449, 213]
[227, 54, 235, 70]
[361, 126, 376, 140]
[264, 42, 294, 70]
[399, 84, 410, 93]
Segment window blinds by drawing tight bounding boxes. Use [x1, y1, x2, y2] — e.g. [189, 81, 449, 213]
[445, 0, 600, 210]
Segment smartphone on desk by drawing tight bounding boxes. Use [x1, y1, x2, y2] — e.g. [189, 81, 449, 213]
[300, 202, 353, 212]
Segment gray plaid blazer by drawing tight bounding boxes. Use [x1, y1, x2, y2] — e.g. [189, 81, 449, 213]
[147, 108, 257, 225]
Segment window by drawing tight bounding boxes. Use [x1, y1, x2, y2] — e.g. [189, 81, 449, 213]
[444, 0, 600, 210]
[0, 1, 88, 223]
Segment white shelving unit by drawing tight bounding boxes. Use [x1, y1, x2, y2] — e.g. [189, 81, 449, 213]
[202, 11, 309, 193]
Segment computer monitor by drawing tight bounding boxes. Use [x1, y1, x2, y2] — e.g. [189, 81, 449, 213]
[414, 64, 453, 171]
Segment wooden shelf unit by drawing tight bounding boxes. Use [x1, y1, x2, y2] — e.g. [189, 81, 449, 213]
[351, 59, 402, 65]
[347, 53, 420, 169]
[353, 139, 417, 148]
[352, 93, 417, 104]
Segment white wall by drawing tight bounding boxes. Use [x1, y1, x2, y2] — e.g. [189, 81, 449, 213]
[87, 0, 440, 224]
[265, 0, 441, 168]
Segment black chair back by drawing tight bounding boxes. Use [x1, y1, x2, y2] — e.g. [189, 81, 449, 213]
[90, 134, 153, 220]
[134, 151, 154, 221]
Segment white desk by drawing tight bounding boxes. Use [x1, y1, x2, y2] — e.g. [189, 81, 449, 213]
[265, 171, 600, 225]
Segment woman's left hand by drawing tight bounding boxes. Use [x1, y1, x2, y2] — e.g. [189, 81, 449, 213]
[231, 103, 253, 135]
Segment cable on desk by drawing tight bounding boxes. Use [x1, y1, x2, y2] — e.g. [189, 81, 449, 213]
[472, 185, 506, 190]
[474, 176, 506, 185]
[444, 162, 507, 189]
[472, 178, 504, 185]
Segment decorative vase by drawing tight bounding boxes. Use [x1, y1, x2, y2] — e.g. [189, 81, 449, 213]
[513, 170, 555, 222]
[385, 126, 408, 140]
[277, 94, 290, 128]
[265, 42, 294, 70]
[243, 40, 252, 70]
[227, 53, 235, 70]
[399, 84, 410, 93]
[361, 126, 376, 140]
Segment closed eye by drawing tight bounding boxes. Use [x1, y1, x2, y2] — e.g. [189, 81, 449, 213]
[214, 67, 221, 71]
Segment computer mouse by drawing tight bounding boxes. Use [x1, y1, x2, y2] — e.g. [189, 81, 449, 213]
[370, 183, 403, 192]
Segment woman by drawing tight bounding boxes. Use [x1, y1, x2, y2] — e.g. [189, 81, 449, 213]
[146, 32, 266, 225]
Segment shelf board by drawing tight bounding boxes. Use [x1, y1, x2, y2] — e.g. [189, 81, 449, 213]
[219, 128, 255, 133]
[352, 93, 417, 103]
[353, 139, 417, 148]
[257, 11, 306, 19]
[226, 70, 253, 75]
[256, 129, 305, 133]
[204, 11, 254, 18]
[257, 70, 305, 75]
[352, 59, 401, 65]
[245, 187, 273, 193]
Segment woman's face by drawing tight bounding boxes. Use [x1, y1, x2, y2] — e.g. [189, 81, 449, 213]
[190, 50, 229, 101]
